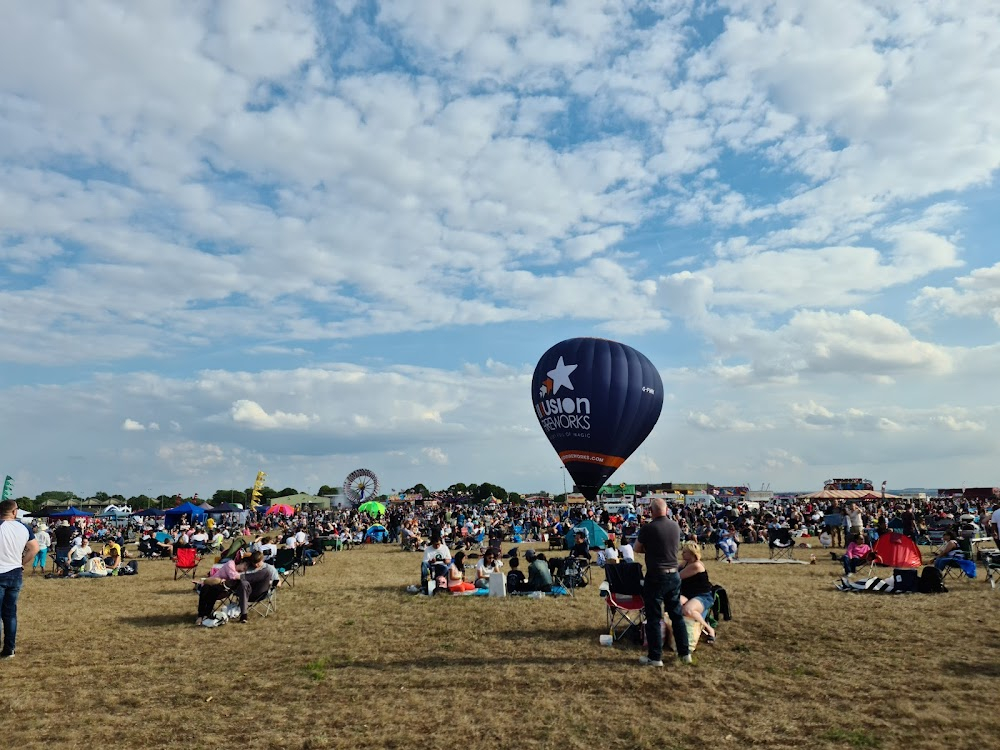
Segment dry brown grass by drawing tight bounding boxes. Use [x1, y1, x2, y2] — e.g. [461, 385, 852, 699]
[1, 542, 998, 750]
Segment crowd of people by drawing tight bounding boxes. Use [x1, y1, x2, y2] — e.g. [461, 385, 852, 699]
[3, 490, 997, 660]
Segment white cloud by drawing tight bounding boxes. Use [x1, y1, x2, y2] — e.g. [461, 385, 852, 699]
[1, 2, 999, 496]
[421, 447, 449, 465]
[230, 400, 318, 430]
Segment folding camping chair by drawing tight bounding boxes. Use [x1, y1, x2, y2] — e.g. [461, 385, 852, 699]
[305, 538, 325, 565]
[174, 547, 199, 580]
[604, 562, 645, 643]
[554, 556, 591, 595]
[768, 527, 795, 560]
[271, 548, 300, 588]
[939, 538, 976, 581]
[219, 538, 247, 563]
[242, 567, 278, 619]
[246, 581, 278, 618]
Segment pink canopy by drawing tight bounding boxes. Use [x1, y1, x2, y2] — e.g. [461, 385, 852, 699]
[264, 504, 295, 517]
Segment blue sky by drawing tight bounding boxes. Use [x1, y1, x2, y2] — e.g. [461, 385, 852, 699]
[2, 0, 1000, 499]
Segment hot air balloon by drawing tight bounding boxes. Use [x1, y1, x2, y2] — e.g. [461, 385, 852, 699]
[531, 337, 663, 501]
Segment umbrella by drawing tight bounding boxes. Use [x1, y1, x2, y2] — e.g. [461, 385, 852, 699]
[358, 501, 386, 516]
[265, 504, 295, 517]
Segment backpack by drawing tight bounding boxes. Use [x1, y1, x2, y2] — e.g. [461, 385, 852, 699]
[919, 565, 947, 594]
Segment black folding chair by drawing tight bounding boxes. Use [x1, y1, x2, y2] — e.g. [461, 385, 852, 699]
[768, 527, 795, 560]
[271, 548, 300, 588]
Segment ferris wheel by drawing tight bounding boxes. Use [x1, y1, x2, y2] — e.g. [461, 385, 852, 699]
[343, 468, 380, 504]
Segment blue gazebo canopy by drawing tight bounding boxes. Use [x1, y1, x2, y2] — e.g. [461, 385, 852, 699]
[50, 506, 94, 518]
[163, 501, 207, 528]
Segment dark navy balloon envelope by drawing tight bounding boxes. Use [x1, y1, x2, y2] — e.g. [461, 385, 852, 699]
[531, 337, 664, 500]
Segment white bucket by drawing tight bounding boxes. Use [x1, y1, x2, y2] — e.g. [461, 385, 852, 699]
[599, 634, 613, 646]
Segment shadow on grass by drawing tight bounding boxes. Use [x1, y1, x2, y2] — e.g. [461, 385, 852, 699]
[942, 660, 1000, 678]
[327, 653, 623, 671]
[121, 613, 194, 628]
[495, 626, 599, 641]
[157, 587, 197, 595]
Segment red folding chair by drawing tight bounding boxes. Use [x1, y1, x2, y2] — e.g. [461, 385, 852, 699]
[174, 547, 200, 580]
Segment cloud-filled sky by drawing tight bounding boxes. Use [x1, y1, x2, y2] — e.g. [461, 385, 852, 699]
[2, 0, 999, 498]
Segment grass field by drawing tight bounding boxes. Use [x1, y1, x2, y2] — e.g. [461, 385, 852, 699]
[2, 541, 998, 750]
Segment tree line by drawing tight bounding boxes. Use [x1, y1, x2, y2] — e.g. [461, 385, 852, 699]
[11, 480, 549, 511]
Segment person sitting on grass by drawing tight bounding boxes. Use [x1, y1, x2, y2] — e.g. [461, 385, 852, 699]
[600, 540, 619, 567]
[421, 534, 452, 586]
[842, 534, 873, 576]
[475, 547, 503, 589]
[447, 551, 477, 593]
[522, 550, 553, 593]
[67, 538, 94, 573]
[678, 542, 716, 643]
[103, 539, 122, 569]
[154, 527, 174, 558]
[506, 556, 526, 592]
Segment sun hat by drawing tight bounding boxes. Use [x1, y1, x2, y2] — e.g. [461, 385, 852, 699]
[525, 549, 537, 560]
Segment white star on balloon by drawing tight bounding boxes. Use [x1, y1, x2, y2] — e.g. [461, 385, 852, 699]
[547, 357, 577, 395]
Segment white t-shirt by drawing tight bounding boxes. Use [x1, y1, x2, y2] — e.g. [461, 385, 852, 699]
[423, 544, 451, 565]
[0, 520, 32, 574]
[619, 543, 635, 562]
[295, 530, 307, 545]
[284, 536, 297, 549]
[69, 544, 92, 562]
[475, 558, 503, 579]
[991, 508, 1000, 528]
[604, 547, 620, 562]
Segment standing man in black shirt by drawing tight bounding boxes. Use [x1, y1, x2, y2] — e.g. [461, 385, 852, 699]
[635, 498, 691, 666]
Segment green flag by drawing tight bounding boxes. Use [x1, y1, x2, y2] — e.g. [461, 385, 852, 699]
[1, 476, 12, 501]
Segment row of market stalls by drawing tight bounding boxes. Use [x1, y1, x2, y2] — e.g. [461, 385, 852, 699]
[30, 499, 318, 528]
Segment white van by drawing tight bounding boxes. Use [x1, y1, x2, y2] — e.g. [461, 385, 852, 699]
[603, 502, 635, 516]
